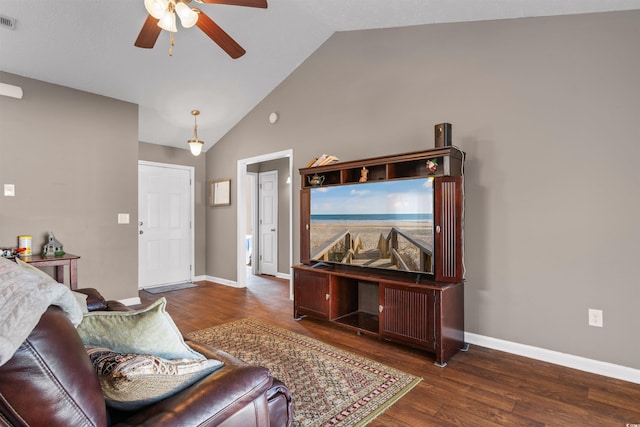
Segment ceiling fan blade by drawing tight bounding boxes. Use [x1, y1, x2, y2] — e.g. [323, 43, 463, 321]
[134, 14, 162, 48]
[195, 11, 246, 59]
[197, 0, 267, 8]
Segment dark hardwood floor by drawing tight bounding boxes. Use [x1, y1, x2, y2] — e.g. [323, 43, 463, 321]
[137, 273, 640, 426]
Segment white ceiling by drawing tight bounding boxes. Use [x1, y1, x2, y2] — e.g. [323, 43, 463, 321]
[2, 0, 639, 152]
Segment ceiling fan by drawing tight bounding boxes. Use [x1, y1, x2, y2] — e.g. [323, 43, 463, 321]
[135, 0, 267, 58]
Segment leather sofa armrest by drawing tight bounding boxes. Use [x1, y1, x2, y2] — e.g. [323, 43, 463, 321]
[74, 288, 109, 311]
[267, 379, 293, 427]
[112, 365, 273, 427]
[75, 288, 132, 312]
[187, 341, 293, 427]
[105, 300, 132, 311]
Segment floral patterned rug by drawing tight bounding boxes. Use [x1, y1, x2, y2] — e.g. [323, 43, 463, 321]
[188, 318, 421, 427]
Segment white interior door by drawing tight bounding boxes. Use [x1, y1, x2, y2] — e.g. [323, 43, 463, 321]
[138, 163, 192, 288]
[259, 170, 278, 276]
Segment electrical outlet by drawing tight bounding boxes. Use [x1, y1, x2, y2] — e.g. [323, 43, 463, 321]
[588, 309, 603, 327]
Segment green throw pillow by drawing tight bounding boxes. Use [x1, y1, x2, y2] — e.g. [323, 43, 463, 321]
[86, 346, 223, 410]
[77, 297, 204, 360]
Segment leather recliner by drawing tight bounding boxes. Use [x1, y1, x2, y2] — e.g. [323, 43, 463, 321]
[0, 288, 292, 427]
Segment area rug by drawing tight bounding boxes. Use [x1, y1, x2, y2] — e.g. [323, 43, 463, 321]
[187, 318, 421, 427]
[143, 282, 198, 294]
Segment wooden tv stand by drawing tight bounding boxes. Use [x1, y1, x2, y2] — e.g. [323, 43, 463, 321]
[294, 147, 466, 366]
[293, 264, 464, 366]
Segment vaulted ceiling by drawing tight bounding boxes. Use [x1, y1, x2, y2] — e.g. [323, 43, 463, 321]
[2, 0, 639, 151]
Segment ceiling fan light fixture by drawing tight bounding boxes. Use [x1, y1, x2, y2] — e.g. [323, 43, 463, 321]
[144, 0, 168, 19]
[158, 9, 177, 32]
[187, 109, 204, 156]
[175, 2, 198, 28]
[135, 0, 267, 57]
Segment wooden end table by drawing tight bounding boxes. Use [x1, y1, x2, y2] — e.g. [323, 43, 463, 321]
[22, 253, 81, 290]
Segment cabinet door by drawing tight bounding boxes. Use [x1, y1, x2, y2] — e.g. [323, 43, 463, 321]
[434, 176, 463, 282]
[379, 284, 434, 350]
[293, 269, 330, 319]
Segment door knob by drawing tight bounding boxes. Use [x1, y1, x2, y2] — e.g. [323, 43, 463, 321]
[271, 228, 276, 232]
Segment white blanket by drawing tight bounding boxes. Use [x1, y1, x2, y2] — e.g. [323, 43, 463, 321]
[0, 257, 83, 367]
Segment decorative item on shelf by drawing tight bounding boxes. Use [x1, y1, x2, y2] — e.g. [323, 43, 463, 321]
[42, 232, 65, 257]
[359, 167, 369, 182]
[187, 109, 204, 156]
[434, 123, 452, 148]
[307, 173, 325, 187]
[18, 235, 32, 257]
[310, 154, 339, 167]
[426, 159, 438, 174]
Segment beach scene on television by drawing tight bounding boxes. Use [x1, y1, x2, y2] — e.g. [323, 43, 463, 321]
[310, 177, 434, 273]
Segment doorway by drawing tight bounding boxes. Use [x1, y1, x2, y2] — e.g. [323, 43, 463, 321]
[237, 150, 293, 297]
[138, 161, 194, 289]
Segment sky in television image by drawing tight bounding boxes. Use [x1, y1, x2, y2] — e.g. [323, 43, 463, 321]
[310, 178, 433, 218]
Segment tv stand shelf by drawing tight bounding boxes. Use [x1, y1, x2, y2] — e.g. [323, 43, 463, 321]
[300, 147, 464, 189]
[334, 312, 379, 335]
[293, 264, 464, 366]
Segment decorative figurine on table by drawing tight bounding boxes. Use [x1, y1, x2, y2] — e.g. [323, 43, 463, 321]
[359, 167, 369, 182]
[42, 232, 65, 257]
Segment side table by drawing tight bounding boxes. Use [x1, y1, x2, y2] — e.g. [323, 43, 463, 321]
[22, 253, 80, 290]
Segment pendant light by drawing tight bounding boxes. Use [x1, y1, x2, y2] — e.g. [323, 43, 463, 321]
[188, 110, 204, 156]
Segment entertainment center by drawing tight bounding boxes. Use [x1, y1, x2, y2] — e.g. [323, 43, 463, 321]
[293, 146, 466, 366]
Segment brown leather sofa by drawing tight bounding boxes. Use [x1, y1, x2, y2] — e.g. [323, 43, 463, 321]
[0, 288, 292, 427]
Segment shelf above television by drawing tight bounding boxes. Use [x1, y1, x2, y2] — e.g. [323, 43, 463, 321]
[300, 147, 464, 189]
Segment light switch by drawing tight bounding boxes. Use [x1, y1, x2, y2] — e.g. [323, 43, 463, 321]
[117, 213, 130, 224]
[4, 184, 15, 197]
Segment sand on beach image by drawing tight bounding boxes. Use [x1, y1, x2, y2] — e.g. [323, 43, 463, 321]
[310, 220, 433, 272]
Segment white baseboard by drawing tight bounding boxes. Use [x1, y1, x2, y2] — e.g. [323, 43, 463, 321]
[118, 296, 141, 306]
[192, 275, 206, 282]
[199, 273, 289, 286]
[465, 332, 640, 385]
[204, 275, 241, 288]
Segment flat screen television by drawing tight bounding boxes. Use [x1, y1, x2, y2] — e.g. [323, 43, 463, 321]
[309, 177, 434, 274]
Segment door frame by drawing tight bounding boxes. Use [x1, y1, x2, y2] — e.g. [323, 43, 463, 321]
[138, 160, 195, 287]
[247, 172, 259, 276]
[237, 150, 293, 298]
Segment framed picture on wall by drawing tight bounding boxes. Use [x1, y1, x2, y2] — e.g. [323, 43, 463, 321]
[208, 179, 231, 207]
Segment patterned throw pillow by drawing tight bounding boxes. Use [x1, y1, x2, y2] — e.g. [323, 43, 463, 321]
[86, 346, 224, 410]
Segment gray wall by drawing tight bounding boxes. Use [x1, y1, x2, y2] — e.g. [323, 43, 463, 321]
[138, 142, 207, 276]
[205, 11, 640, 369]
[0, 72, 138, 301]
